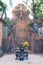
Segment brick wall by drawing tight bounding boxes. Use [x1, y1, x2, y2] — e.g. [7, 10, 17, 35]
[0, 22, 3, 48]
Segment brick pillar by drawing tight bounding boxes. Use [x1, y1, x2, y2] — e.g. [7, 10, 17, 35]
[0, 18, 3, 57]
[30, 33, 35, 53]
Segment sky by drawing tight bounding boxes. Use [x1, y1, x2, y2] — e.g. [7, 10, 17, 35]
[2, 0, 33, 19]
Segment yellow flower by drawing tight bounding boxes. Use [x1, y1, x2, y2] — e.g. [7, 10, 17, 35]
[23, 41, 30, 47]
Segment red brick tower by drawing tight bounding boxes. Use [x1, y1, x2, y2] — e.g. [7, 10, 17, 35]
[12, 4, 30, 43]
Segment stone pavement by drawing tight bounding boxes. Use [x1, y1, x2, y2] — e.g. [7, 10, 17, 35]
[0, 54, 43, 65]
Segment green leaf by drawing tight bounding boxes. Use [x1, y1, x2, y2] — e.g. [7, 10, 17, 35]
[0, 8, 2, 12]
[0, 1, 4, 7]
[0, 1, 7, 8]
[28, 22, 34, 27]
[3, 18, 15, 26]
[34, 0, 43, 18]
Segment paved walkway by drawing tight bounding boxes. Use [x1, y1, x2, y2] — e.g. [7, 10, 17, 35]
[0, 54, 43, 65]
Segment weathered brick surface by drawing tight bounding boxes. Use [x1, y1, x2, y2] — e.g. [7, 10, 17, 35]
[12, 4, 30, 43]
[0, 22, 3, 48]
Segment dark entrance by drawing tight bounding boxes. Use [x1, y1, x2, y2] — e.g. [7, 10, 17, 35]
[2, 26, 11, 53]
[2, 38, 11, 53]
